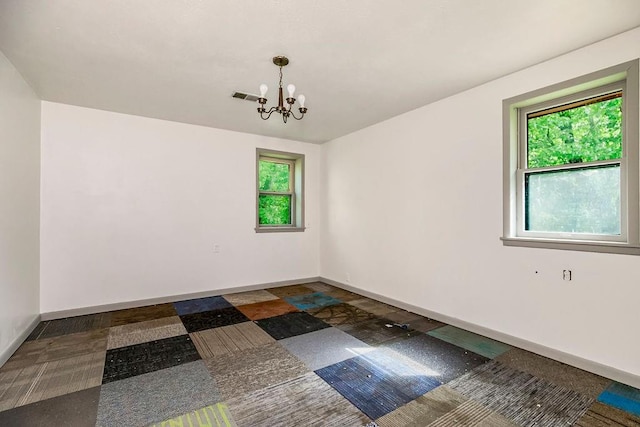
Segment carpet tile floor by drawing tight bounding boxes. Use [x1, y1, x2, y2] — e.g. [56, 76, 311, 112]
[1, 281, 639, 426]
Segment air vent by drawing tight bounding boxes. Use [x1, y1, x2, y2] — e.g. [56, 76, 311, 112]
[232, 92, 259, 102]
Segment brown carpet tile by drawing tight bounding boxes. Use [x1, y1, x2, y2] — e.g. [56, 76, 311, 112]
[376, 385, 468, 426]
[190, 321, 275, 358]
[109, 303, 177, 327]
[265, 284, 314, 298]
[27, 313, 111, 341]
[308, 302, 377, 327]
[107, 315, 186, 350]
[348, 298, 401, 316]
[235, 299, 299, 321]
[575, 401, 640, 426]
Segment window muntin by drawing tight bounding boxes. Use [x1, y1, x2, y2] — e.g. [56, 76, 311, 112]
[258, 157, 295, 226]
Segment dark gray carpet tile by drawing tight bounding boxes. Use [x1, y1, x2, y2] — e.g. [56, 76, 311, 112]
[575, 401, 640, 426]
[338, 317, 421, 346]
[496, 347, 611, 399]
[0, 386, 100, 427]
[382, 334, 489, 384]
[448, 360, 593, 427]
[204, 342, 309, 400]
[102, 334, 200, 383]
[227, 372, 372, 426]
[254, 311, 331, 340]
[26, 313, 111, 341]
[179, 306, 250, 333]
[96, 361, 220, 427]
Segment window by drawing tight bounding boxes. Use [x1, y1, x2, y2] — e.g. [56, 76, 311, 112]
[503, 60, 640, 254]
[256, 148, 305, 232]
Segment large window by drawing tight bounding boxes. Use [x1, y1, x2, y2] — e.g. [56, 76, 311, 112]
[503, 60, 639, 254]
[256, 149, 305, 232]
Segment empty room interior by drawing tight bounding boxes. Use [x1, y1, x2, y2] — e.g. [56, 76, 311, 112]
[2, 1, 640, 426]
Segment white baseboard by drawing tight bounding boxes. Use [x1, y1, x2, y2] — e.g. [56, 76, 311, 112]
[320, 276, 640, 390]
[0, 315, 41, 368]
[41, 276, 321, 321]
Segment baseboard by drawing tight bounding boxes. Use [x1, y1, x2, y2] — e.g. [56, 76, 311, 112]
[41, 276, 321, 321]
[0, 314, 41, 368]
[320, 276, 640, 390]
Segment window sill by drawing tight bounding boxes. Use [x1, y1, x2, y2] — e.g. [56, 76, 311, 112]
[501, 236, 640, 255]
[255, 226, 306, 233]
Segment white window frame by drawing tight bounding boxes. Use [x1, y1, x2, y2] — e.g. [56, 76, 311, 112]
[502, 60, 640, 255]
[255, 148, 305, 233]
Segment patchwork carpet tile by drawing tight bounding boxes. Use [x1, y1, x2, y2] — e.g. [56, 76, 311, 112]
[27, 313, 111, 340]
[150, 403, 237, 427]
[96, 360, 220, 427]
[376, 385, 468, 427]
[190, 321, 275, 358]
[448, 360, 593, 427]
[204, 342, 309, 400]
[110, 303, 177, 327]
[107, 315, 187, 350]
[496, 347, 611, 399]
[102, 334, 200, 383]
[222, 289, 279, 306]
[235, 298, 299, 321]
[308, 302, 377, 327]
[382, 334, 489, 384]
[284, 292, 342, 310]
[348, 298, 400, 317]
[227, 372, 372, 426]
[254, 311, 331, 340]
[173, 296, 232, 316]
[0, 351, 105, 411]
[338, 317, 421, 346]
[2, 328, 108, 371]
[575, 401, 640, 426]
[315, 352, 441, 419]
[266, 284, 315, 298]
[598, 382, 640, 417]
[180, 307, 250, 333]
[427, 325, 511, 359]
[0, 386, 100, 427]
[279, 327, 372, 370]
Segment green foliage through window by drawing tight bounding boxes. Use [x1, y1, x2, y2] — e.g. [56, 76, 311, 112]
[258, 158, 293, 225]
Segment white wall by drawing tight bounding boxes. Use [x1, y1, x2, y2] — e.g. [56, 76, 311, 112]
[40, 103, 319, 313]
[0, 52, 40, 360]
[321, 28, 640, 379]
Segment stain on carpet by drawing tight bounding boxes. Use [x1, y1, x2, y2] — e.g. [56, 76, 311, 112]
[308, 302, 377, 327]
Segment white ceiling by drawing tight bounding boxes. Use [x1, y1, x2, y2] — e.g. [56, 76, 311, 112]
[1, 1, 639, 144]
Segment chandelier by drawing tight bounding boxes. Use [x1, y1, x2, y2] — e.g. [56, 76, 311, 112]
[257, 56, 308, 123]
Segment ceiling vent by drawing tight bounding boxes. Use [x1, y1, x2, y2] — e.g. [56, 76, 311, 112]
[232, 91, 259, 102]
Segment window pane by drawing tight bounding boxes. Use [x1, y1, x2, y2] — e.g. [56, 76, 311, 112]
[527, 94, 622, 168]
[259, 160, 290, 192]
[259, 194, 291, 225]
[525, 165, 620, 234]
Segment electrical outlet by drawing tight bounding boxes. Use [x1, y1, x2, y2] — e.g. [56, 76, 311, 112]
[562, 269, 572, 281]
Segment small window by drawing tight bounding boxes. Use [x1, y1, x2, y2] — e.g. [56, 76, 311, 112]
[503, 60, 640, 255]
[256, 149, 305, 232]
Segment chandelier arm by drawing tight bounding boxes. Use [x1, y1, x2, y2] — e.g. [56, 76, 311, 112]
[289, 109, 305, 120]
[259, 107, 278, 121]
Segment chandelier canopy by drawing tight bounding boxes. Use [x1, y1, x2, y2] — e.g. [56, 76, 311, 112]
[257, 56, 307, 123]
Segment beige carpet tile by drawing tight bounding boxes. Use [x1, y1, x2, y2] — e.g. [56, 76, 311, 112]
[305, 282, 337, 292]
[1, 329, 108, 371]
[495, 347, 611, 399]
[204, 342, 309, 400]
[376, 385, 468, 426]
[348, 298, 400, 316]
[266, 284, 314, 298]
[27, 313, 112, 341]
[150, 403, 238, 427]
[0, 351, 105, 411]
[190, 321, 275, 358]
[428, 399, 519, 427]
[109, 303, 177, 327]
[107, 316, 186, 350]
[308, 302, 377, 327]
[575, 401, 640, 426]
[222, 290, 279, 306]
[227, 372, 371, 427]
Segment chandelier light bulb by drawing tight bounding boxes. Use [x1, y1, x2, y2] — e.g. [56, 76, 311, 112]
[287, 84, 296, 98]
[259, 84, 268, 98]
[298, 94, 306, 108]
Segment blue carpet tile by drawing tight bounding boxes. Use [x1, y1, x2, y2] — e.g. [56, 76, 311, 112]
[255, 311, 331, 340]
[427, 325, 511, 359]
[102, 334, 200, 383]
[179, 306, 249, 333]
[173, 296, 232, 316]
[284, 292, 342, 310]
[315, 351, 441, 419]
[598, 382, 640, 416]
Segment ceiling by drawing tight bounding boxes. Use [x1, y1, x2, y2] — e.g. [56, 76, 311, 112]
[1, 1, 639, 144]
